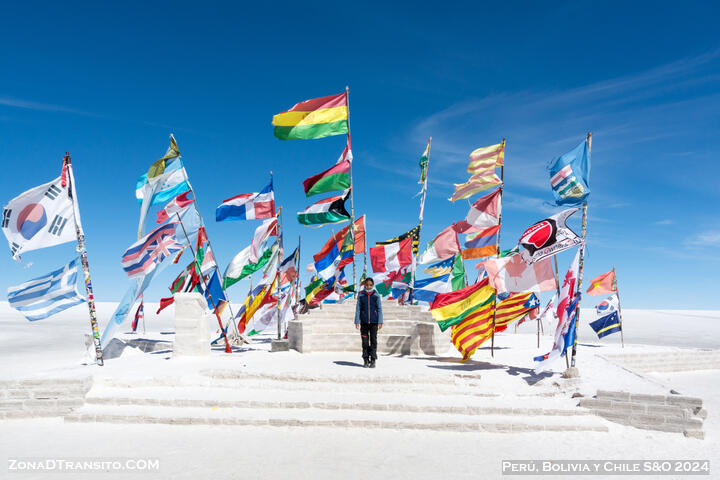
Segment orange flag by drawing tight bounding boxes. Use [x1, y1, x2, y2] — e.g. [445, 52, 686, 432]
[586, 270, 617, 296]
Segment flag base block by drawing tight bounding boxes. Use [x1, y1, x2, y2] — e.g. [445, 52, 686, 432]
[562, 367, 580, 379]
[271, 339, 289, 352]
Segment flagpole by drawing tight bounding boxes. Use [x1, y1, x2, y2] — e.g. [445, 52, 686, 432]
[295, 234, 302, 307]
[489, 139, 505, 359]
[64, 153, 104, 367]
[175, 212, 232, 353]
[345, 86, 357, 297]
[414, 137, 432, 295]
[276, 202, 284, 340]
[569, 132, 591, 369]
[165, 134, 240, 341]
[613, 266, 625, 348]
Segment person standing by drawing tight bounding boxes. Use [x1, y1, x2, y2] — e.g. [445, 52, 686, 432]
[354, 277, 383, 368]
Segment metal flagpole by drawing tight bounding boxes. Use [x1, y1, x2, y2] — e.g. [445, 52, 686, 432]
[295, 234, 301, 307]
[345, 86, 357, 296]
[413, 138, 432, 298]
[175, 212, 232, 353]
[64, 153, 104, 366]
[570, 132, 591, 368]
[613, 266, 624, 348]
[490, 139, 505, 358]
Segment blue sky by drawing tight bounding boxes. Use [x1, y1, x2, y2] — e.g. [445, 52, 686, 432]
[0, 1, 718, 310]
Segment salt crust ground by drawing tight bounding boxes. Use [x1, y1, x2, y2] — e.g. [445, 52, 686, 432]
[0, 302, 718, 479]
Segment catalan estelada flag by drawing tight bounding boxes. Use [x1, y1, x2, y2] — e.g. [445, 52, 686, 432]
[493, 292, 540, 333]
[272, 92, 349, 140]
[430, 277, 495, 331]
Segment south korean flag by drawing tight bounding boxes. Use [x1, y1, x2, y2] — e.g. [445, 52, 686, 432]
[1, 176, 77, 260]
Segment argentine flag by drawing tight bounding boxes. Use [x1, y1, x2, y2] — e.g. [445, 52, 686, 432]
[7, 258, 86, 321]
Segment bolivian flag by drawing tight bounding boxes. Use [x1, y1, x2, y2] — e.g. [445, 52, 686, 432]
[272, 92, 349, 140]
[430, 277, 495, 331]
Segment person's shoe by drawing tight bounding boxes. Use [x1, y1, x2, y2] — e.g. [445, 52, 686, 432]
[363, 359, 369, 368]
[369, 359, 376, 368]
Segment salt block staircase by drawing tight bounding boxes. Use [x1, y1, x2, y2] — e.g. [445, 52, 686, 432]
[0, 377, 90, 419]
[289, 301, 450, 356]
[65, 370, 609, 433]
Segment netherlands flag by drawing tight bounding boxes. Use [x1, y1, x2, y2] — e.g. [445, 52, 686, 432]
[216, 180, 275, 222]
[121, 223, 184, 278]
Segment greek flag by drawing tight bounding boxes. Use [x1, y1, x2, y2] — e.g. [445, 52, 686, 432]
[7, 258, 86, 321]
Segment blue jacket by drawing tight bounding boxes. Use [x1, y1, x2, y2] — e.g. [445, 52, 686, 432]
[354, 289, 383, 324]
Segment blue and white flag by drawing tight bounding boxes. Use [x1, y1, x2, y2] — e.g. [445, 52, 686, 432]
[216, 180, 275, 222]
[413, 274, 452, 304]
[548, 139, 591, 206]
[589, 293, 622, 339]
[7, 258, 86, 321]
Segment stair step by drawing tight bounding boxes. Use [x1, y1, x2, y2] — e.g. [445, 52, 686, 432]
[66, 404, 607, 432]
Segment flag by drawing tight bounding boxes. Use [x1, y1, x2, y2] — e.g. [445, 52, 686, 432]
[518, 208, 582, 264]
[430, 277, 495, 331]
[353, 215, 366, 254]
[337, 229, 354, 271]
[7, 258, 86, 321]
[370, 236, 413, 273]
[413, 274, 452, 304]
[417, 225, 461, 264]
[465, 188, 501, 229]
[297, 190, 351, 226]
[200, 245, 217, 276]
[279, 247, 298, 285]
[481, 252, 556, 294]
[302, 160, 351, 197]
[453, 221, 481, 235]
[376, 226, 420, 255]
[449, 171, 502, 202]
[589, 294, 622, 339]
[236, 274, 277, 333]
[450, 302, 495, 361]
[451, 254, 466, 291]
[374, 267, 410, 298]
[136, 136, 190, 235]
[586, 270, 617, 296]
[2, 176, 78, 260]
[534, 250, 580, 372]
[314, 240, 341, 281]
[529, 294, 557, 329]
[493, 292, 540, 333]
[157, 261, 202, 314]
[419, 139, 431, 183]
[121, 223, 184, 278]
[156, 190, 193, 224]
[215, 180, 275, 222]
[462, 225, 500, 260]
[131, 300, 144, 332]
[250, 218, 278, 262]
[223, 242, 276, 289]
[247, 302, 278, 336]
[548, 139, 590, 206]
[424, 256, 454, 277]
[467, 141, 505, 173]
[203, 270, 227, 310]
[272, 92, 349, 140]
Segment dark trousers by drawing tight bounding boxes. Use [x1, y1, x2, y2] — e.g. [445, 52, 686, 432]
[360, 323, 378, 360]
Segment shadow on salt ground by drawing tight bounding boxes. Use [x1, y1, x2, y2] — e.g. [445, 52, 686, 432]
[506, 366, 555, 385]
[159, 331, 174, 335]
[333, 361, 365, 368]
[578, 343, 602, 348]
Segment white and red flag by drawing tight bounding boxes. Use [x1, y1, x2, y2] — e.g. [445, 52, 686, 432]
[370, 236, 413, 273]
[250, 218, 278, 262]
[465, 187, 501, 229]
[481, 252, 556, 294]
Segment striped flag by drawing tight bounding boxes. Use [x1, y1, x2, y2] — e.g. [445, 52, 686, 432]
[430, 277, 495, 331]
[121, 223, 184, 278]
[450, 301, 495, 361]
[297, 191, 351, 226]
[462, 225, 500, 259]
[215, 180, 275, 222]
[493, 292, 540, 333]
[157, 191, 194, 224]
[467, 142, 504, 174]
[7, 258, 86, 321]
[369, 236, 413, 273]
[131, 299, 144, 332]
[449, 171, 502, 202]
[413, 274, 452, 304]
[272, 92, 349, 140]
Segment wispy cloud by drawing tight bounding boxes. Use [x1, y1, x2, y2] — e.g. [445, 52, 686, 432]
[653, 219, 674, 226]
[686, 230, 720, 247]
[0, 96, 100, 117]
